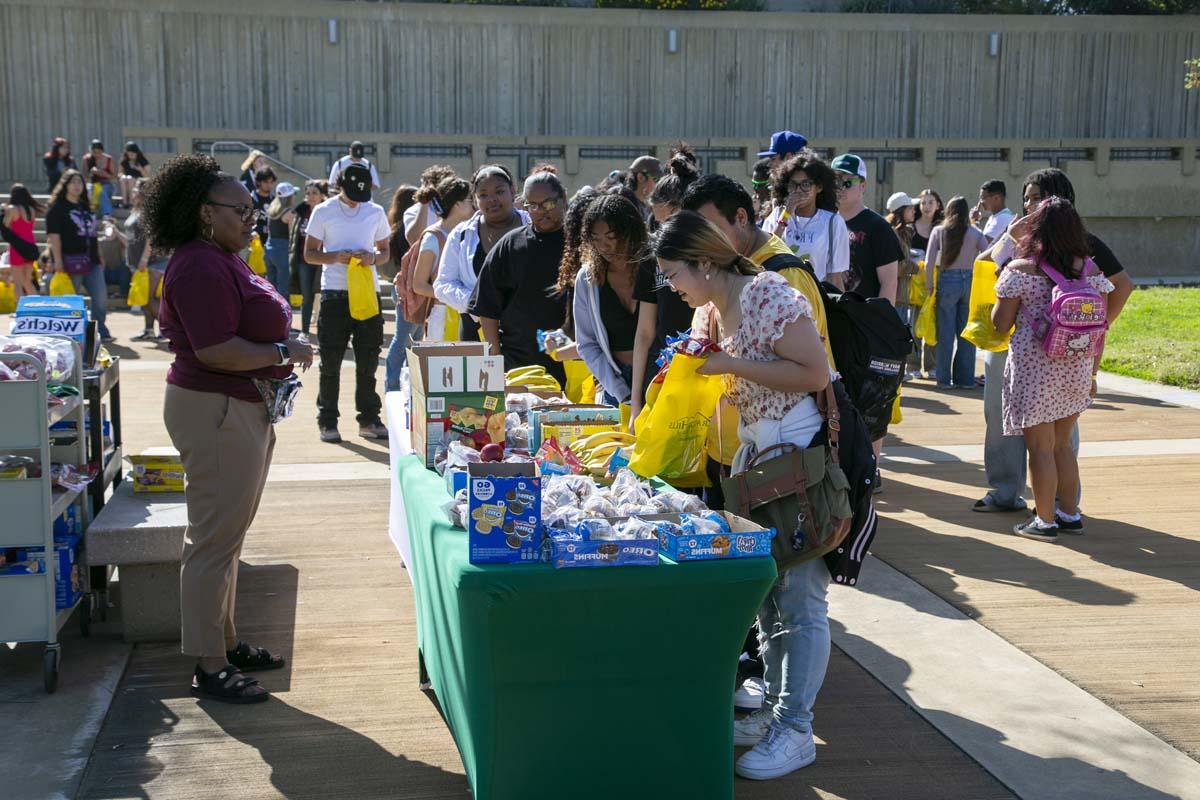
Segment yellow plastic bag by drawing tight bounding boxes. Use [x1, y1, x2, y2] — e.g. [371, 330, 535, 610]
[90, 182, 103, 210]
[50, 271, 75, 296]
[289, 293, 303, 309]
[960, 257, 1012, 353]
[628, 353, 723, 488]
[890, 387, 903, 425]
[127, 269, 149, 307]
[0, 281, 15, 314]
[247, 238, 267, 275]
[908, 260, 929, 307]
[444, 307, 461, 341]
[915, 291, 938, 347]
[705, 395, 740, 468]
[347, 257, 380, 320]
[563, 360, 593, 404]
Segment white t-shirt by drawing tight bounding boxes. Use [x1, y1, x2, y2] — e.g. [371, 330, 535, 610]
[404, 203, 439, 239]
[419, 226, 448, 261]
[328, 156, 381, 189]
[304, 196, 391, 291]
[779, 209, 850, 281]
[982, 207, 1014, 243]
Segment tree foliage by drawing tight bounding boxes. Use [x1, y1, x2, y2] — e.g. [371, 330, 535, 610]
[844, 0, 1199, 10]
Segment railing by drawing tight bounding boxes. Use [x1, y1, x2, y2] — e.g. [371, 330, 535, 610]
[206, 140, 316, 183]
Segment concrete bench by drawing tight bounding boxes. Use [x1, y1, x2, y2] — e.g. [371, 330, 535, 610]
[86, 482, 185, 643]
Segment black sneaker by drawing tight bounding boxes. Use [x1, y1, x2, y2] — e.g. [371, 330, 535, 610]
[1013, 518, 1059, 542]
[874, 470, 883, 494]
[1055, 513, 1085, 535]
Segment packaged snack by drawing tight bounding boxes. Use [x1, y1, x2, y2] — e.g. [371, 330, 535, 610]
[0, 455, 34, 480]
[615, 502, 660, 517]
[545, 474, 596, 502]
[0, 334, 77, 382]
[613, 517, 658, 541]
[580, 494, 618, 518]
[550, 530, 659, 569]
[546, 505, 587, 531]
[467, 462, 541, 564]
[651, 491, 708, 515]
[575, 518, 616, 540]
[657, 511, 775, 561]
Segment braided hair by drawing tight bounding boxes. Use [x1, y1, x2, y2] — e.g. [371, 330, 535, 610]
[140, 154, 231, 249]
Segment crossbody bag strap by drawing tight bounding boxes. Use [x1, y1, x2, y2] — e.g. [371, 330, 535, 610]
[826, 212, 835, 274]
[817, 382, 841, 463]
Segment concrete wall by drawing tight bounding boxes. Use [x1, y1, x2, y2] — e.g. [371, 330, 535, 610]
[4, 0, 1199, 183]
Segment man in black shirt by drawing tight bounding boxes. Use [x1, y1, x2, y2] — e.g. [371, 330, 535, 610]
[973, 168, 1134, 515]
[470, 172, 569, 387]
[251, 167, 277, 244]
[832, 154, 903, 304]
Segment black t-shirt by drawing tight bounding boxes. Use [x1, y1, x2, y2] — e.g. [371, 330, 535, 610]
[469, 225, 569, 385]
[252, 190, 273, 241]
[45, 201, 99, 260]
[599, 281, 638, 352]
[290, 202, 313, 266]
[634, 258, 694, 393]
[845, 208, 905, 299]
[1086, 233, 1126, 278]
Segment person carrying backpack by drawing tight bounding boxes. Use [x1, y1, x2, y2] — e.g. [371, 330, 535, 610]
[990, 198, 1113, 542]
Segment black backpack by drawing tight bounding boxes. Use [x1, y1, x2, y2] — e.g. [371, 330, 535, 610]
[819, 379, 879, 587]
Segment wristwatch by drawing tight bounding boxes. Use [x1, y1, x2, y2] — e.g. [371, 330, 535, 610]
[274, 342, 290, 366]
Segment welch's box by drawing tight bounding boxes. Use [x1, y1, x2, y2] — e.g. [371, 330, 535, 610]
[12, 296, 88, 344]
[467, 462, 541, 565]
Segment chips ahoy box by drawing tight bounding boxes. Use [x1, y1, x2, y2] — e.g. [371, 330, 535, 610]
[467, 462, 542, 564]
[11, 296, 88, 345]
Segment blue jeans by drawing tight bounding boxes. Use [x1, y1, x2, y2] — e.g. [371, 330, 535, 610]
[93, 183, 114, 217]
[385, 286, 423, 392]
[759, 558, 831, 735]
[264, 238, 291, 299]
[71, 264, 111, 338]
[601, 362, 635, 406]
[935, 269, 976, 388]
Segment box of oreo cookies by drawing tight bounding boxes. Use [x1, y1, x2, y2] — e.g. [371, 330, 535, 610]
[467, 462, 542, 564]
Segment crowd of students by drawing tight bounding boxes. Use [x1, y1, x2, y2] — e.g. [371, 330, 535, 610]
[6, 133, 1133, 776]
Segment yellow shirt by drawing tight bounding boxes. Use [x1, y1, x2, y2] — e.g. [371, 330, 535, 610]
[748, 234, 836, 369]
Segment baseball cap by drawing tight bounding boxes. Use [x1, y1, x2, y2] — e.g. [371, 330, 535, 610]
[629, 155, 663, 178]
[276, 182, 297, 199]
[831, 153, 868, 180]
[339, 164, 373, 202]
[350, 140, 365, 158]
[90, 139, 104, 149]
[886, 192, 919, 212]
[758, 130, 808, 159]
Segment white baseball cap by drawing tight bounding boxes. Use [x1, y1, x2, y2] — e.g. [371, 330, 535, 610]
[886, 192, 919, 212]
[276, 182, 297, 199]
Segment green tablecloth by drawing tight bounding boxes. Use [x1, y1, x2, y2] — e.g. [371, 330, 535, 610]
[397, 455, 777, 800]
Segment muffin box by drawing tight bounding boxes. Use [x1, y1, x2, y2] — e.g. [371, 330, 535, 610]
[548, 534, 660, 569]
[467, 462, 542, 565]
[652, 511, 775, 562]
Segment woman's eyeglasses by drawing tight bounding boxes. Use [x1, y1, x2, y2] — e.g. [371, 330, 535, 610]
[205, 200, 256, 222]
[788, 179, 815, 194]
[523, 198, 560, 213]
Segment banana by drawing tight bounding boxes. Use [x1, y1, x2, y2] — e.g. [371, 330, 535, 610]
[572, 430, 634, 454]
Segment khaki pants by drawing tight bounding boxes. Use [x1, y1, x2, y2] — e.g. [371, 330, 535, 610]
[163, 385, 275, 658]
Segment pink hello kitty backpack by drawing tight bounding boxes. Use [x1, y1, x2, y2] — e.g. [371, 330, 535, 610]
[1033, 258, 1108, 358]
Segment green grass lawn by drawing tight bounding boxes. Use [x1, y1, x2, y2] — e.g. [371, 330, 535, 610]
[1102, 287, 1200, 390]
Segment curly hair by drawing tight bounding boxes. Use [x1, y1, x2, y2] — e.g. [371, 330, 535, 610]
[770, 153, 837, 213]
[555, 188, 599, 294]
[578, 193, 648, 286]
[414, 164, 456, 203]
[48, 169, 88, 212]
[140, 153, 230, 250]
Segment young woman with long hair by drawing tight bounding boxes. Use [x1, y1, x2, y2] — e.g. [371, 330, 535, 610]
[384, 183, 419, 390]
[107, 179, 170, 340]
[2, 184, 44, 300]
[991, 198, 1113, 541]
[912, 189, 943, 251]
[291, 180, 330, 340]
[886, 192, 921, 378]
[652, 210, 831, 781]
[769, 154, 849, 287]
[44, 138, 76, 194]
[924, 196, 987, 389]
[119, 142, 151, 208]
[411, 177, 475, 343]
[567, 193, 649, 405]
[45, 169, 113, 341]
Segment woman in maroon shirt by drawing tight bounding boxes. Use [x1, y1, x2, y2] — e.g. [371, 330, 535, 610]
[141, 154, 313, 704]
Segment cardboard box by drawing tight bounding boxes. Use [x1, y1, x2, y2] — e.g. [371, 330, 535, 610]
[467, 462, 541, 565]
[9, 538, 83, 609]
[11, 296, 88, 344]
[653, 511, 775, 561]
[408, 343, 505, 468]
[529, 405, 622, 452]
[548, 533, 660, 569]
[130, 447, 185, 493]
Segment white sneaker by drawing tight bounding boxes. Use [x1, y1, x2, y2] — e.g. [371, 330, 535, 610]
[734, 677, 765, 712]
[733, 706, 774, 747]
[735, 723, 816, 780]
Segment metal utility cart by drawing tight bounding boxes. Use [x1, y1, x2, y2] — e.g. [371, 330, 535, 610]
[0, 340, 90, 692]
[83, 358, 122, 614]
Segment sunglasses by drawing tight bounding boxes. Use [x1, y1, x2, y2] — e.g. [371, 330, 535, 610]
[836, 178, 862, 190]
[788, 179, 815, 194]
[523, 198, 561, 213]
[205, 200, 257, 222]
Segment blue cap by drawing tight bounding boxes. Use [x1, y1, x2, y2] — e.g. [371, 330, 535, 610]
[758, 130, 808, 159]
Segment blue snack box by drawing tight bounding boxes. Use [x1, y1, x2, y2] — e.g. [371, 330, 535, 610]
[12, 296, 89, 344]
[467, 462, 542, 564]
[655, 511, 775, 562]
[549, 530, 660, 569]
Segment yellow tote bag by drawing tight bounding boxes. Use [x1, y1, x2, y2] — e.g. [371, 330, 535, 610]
[908, 260, 929, 307]
[50, 271, 75, 296]
[960, 257, 1012, 353]
[444, 307, 461, 341]
[915, 291, 938, 347]
[0, 281, 15, 314]
[247, 238, 267, 275]
[347, 257, 380, 320]
[90, 182, 103, 210]
[890, 387, 903, 425]
[628, 353, 723, 488]
[289, 293, 303, 309]
[563, 359, 593, 404]
[127, 269, 149, 307]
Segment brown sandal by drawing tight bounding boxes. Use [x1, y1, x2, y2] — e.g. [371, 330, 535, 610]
[191, 664, 269, 704]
